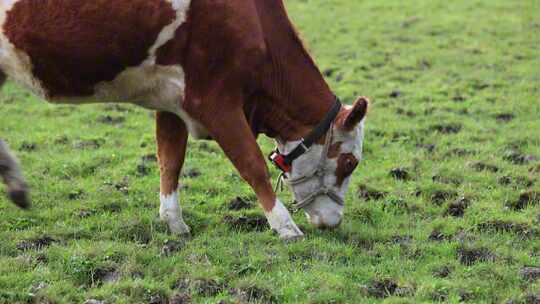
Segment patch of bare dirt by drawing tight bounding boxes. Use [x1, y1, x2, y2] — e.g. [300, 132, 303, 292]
[73, 139, 104, 150]
[499, 176, 536, 188]
[430, 190, 458, 205]
[428, 123, 462, 134]
[471, 162, 499, 173]
[227, 197, 255, 211]
[429, 229, 450, 242]
[359, 278, 414, 299]
[68, 189, 85, 200]
[417, 143, 436, 152]
[229, 284, 277, 304]
[357, 185, 387, 201]
[504, 150, 538, 165]
[182, 168, 201, 178]
[169, 293, 191, 304]
[141, 154, 157, 163]
[389, 90, 402, 98]
[433, 265, 452, 278]
[444, 148, 476, 157]
[432, 174, 462, 186]
[223, 214, 267, 232]
[477, 220, 535, 237]
[445, 197, 470, 217]
[19, 142, 37, 152]
[97, 115, 125, 125]
[495, 113, 514, 122]
[17, 236, 56, 251]
[520, 267, 540, 282]
[457, 246, 496, 265]
[192, 278, 224, 297]
[161, 239, 187, 256]
[506, 191, 540, 211]
[389, 167, 411, 181]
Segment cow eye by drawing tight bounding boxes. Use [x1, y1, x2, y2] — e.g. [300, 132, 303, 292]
[344, 155, 358, 172]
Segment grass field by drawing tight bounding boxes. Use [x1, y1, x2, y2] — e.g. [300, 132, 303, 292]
[1, 0, 539, 303]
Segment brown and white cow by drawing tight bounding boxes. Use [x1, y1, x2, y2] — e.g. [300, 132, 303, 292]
[0, 0, 368, 239]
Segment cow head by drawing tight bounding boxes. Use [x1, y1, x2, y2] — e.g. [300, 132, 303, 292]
[279, 97, 368, 228]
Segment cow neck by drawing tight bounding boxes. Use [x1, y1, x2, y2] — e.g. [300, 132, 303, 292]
[252, 0, 335, 143]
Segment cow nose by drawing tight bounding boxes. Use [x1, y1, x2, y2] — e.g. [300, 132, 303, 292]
[306, 210, 343, 229]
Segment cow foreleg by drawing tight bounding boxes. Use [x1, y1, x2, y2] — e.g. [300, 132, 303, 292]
[156, 112, 191, 235]
[0, 140, 30, 208]
[198, 103, 303, 240]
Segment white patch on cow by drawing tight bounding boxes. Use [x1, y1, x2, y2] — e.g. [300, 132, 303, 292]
[264, 199, 303, 240]
[160, 190, 191, 235]
[145, 0, 191, 65]
[0, 0, 48, 99]
[0, 0, 208, 138]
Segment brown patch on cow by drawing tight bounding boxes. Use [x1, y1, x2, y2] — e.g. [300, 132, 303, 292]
[327, 141, 343, 158]
[4, 0, 176, 97]
[335, 153, 358, 186]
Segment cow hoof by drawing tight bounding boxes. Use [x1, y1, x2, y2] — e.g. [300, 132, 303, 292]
[276, 225, 304, 241]
[160, 212, 191, 235]
[168, 220, 191, 235]
[8, 189, 30, 209]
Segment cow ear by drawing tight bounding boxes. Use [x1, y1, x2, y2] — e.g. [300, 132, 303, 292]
[342, 96, 369, 130]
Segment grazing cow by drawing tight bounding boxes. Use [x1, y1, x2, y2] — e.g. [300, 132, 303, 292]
[0, 0, 368, 239]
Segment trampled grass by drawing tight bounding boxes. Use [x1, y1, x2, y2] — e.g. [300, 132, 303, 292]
[1, 0, 539, 303]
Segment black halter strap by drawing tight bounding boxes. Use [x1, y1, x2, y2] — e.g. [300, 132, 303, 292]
[269, 97, 342, 172]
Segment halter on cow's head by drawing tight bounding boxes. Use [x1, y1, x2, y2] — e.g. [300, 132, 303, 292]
[270, 96, 368, 228]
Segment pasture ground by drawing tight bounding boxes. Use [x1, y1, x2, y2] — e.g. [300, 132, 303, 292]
[1, 0, 539, 303]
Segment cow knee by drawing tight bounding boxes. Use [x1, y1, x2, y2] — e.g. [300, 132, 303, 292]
[242, 164, 270, 187]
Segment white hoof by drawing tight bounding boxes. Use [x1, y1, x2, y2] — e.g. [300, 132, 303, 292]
[265, 199, 304, 240]
[163, 216, 191, 235]
[160, 192, 191, 235]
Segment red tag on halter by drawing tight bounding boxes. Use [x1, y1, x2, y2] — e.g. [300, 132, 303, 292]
[269, 151, 292, 173]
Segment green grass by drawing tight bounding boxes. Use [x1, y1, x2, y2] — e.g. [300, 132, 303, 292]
[1, 0, 539, 303]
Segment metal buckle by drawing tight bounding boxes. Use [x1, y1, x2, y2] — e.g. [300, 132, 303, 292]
[298, 139, 309, 153]
[268, 150, 291, 173]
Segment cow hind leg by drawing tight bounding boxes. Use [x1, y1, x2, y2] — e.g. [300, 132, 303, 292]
[156, 112, 191, 235]
[0, 140, 29, 208]
[0, 71, 30, 208]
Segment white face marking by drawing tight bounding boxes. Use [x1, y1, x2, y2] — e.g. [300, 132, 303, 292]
[160, 190, 190, 235]
[278, 112, 365, 228]
[264, 199, 303, 240]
